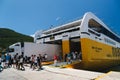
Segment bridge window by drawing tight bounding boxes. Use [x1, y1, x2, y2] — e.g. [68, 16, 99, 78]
[88, 19, 102, 33]
[88, 19, 120, 43]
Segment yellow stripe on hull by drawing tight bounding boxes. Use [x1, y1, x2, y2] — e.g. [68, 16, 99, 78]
[67, 38, 120, 71]
[81, 38, 120, 71]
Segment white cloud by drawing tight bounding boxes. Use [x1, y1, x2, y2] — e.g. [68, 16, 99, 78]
[56, 17, 61, 21]
[30, 34, 35, 37]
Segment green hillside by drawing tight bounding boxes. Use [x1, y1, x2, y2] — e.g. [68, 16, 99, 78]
[0, 28, 33, 51]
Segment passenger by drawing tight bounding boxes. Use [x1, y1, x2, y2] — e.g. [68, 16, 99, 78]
[14, 53, 19, 69]
[78, 52, 82, 61]
[5, 54, 10, 68]
[8, 54, 12, 68]
[24, 56, 28, 63]
[53, 54, 58, 67]
[19, 54, 25, 71]
[1, 54, 6, 68]
[43, 54, 48, 61]
[17, 55, 21, 70]
[27, 57, 30, 63]
[30, 55, 34, 69]
[75, 51, 78, 60]
[72, 52, 76, 60]
[67, 53, 72, 64]
[37, 54, 42, 71]
[64, 54, 67, 62]
[0, 55, 3, 72]
[57, 53, 62, 62]
[13, 55, 16, 68]
[33, 55, 37, 70]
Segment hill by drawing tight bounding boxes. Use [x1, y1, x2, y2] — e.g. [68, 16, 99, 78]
[0, 28, 33, 50]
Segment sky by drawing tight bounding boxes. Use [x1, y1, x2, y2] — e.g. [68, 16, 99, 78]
[0, 0, 120, 36]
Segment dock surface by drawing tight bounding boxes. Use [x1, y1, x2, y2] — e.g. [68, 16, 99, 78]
[1, 65, 120, 80]
[0, 66, 103, 80]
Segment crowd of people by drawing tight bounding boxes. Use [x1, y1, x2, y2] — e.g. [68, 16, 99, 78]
[0, 51, 82, 72]
[0, 53, 12, 72]
[53, 51, 82, 67]
[63, 51, 82, 64]
[0, 53, 47, 72]
[29, 54, 43, 71]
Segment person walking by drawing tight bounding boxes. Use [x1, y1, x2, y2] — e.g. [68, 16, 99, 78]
[1, 54, 5, 69]
[19, 54, 25, 71]
[67, 53, 72, 64]
[43, 54, 47, 61]
[32, 55, 37, 70]
[53, 54, 58, 67]
[14, 53, 19, 69]
[5, 54, 10, 68]
[30, 55, 34, 69]
[37, 54, 42, 71]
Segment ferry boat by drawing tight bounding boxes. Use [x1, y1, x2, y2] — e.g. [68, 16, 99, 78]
[35, 12, 120, 71]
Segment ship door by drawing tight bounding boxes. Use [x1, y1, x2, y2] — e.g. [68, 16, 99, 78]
[70, 37, 82, 60]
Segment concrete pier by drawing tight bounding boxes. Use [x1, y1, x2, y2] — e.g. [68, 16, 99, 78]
[0, 66, 103, 80]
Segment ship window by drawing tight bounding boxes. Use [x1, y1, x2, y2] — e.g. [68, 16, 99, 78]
[8, 48, 14, 52]
[88, 19, 102, 33]
[15, 44, 20, 46]
[88, 19, 120, 43]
